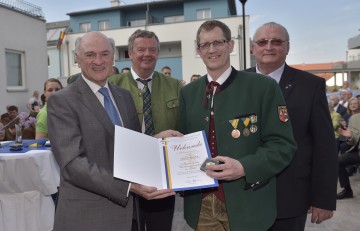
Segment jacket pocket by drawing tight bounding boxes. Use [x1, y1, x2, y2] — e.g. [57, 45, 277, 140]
[166, 99, 179, 109]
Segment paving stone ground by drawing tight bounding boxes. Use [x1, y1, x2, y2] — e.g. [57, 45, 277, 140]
[171, 172, 360, 231]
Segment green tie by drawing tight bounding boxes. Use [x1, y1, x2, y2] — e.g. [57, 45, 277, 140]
[137, 78, 155, 135]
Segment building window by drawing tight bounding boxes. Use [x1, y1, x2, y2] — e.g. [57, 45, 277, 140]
[5, 50, 25, 89]
[98, 20, 110, 31]
[80, 22, 91, 32]
[164, 15, 184, 23]
[127, 19, 146, 27]
[48, 55, 50, 67]
[197, 9, 211, 19]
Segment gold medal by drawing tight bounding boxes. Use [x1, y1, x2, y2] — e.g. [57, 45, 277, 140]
[229, 119, 240, 138]
[231, 129, 241, 138]
[243, 128, 250, 136]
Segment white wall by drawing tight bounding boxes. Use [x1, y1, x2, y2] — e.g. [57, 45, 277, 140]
[0, 7, 48, 113]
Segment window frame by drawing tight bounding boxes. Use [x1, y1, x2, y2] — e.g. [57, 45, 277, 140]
[196, 9, 211, 20]
[98, 20, 110, 31]
[80, 22, 91, 33]
[5, 49, 26, 91]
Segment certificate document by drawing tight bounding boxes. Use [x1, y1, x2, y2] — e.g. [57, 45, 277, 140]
[113, 126, 218, 191]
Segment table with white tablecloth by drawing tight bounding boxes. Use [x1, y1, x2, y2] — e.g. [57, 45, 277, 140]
[0, 148, 60, 231]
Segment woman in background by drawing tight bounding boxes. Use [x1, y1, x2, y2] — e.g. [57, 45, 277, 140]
[27, 90, 42, 112]
[35, 78, 63, 139]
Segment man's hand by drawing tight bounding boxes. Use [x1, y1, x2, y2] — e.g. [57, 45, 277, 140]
[309, 207, 333, 224]
[204, 156, 245, 181]
[130, 183, 175, 200]
[154, 130, 183, 138]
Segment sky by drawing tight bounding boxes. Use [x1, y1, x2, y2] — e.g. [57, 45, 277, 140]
[29, 0, 360, 65]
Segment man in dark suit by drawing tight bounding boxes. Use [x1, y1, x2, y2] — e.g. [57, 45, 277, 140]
[329, 94, 347, 117]
[247, 22, 338, 231]
[48, 31, 175, 231]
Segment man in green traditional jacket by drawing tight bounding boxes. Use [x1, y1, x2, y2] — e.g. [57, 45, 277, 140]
[179, 20, 297, 231]
[108, 29, 182, 231]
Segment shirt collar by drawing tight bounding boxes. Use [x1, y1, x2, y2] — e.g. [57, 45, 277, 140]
[206, 65, 232, 85]
[131, 68, 154, 81]
[81, 74, 110, 93]
[256, 63, 285, 83]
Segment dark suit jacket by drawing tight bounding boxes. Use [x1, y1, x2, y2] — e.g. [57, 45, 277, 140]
[48, 77, 141, 231]
[180, 67, 297, 231]
[246, 64, 338, 218]
[336, 104, 347, 117]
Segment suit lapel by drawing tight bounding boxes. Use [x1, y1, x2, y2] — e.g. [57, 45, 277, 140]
[279, 64, 296, 100]
[76, 78, 115, 137]
[109, 84, 128, 128]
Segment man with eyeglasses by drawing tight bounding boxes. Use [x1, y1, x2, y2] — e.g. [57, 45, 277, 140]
[109, 29, 182, 231]
[179, 20, 297, 231]
[246, 22, 337, 231]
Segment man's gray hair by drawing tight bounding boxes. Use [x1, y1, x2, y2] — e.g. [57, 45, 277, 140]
[253, 22, 290, 42]
[74, 35, 116, 57]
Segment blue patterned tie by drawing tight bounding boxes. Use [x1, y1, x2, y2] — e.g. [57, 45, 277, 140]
[137, 78, 155, 135]
[98, 87, 122, 126]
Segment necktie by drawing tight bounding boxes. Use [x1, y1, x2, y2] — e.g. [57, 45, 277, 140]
[203, 81, 221, 108]
[137, 78, 155, 136]
[98, 87, 122, 126]
[202, 81, 225, 202]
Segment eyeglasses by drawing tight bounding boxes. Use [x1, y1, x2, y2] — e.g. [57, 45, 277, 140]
[254, 39, 288, 47]
[198, 40, 228, 51]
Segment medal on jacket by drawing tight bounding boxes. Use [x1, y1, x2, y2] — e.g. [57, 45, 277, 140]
[229, 119, 240, 138]
[242, 117, 251, 137]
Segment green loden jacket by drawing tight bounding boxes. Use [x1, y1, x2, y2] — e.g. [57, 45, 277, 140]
[108, 71, 181, 133]
[179, 67, 297, 231]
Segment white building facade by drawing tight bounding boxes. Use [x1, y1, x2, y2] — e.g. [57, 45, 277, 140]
[0, 1, 48, 113]
[53, 0, 249, 85]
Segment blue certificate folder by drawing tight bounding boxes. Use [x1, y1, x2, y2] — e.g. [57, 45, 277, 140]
[113, 126, 218, 191]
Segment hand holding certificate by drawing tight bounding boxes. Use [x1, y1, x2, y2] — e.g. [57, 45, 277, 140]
[113, 126, 218, 191]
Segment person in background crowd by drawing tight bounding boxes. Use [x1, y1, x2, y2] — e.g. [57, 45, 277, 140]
[161, 66, 172, 76]
[339, 90, 353, 108]
[121, 67, 131, 73]
[337, 113, 360, 199]
[7, 105, 18, 120]
[3, 105, 19, 141]
[329, 94, 347, 118]
[0, 122, 5, 141]
[48, 31, 175, 231]
[190, 74, 201, 82]
[40, 94, 46, 106]
[27, 90, 42, 112]
[342, 97, 360, 126]
[109, 29, 181, 231]
[328, 99, 342, 140]
[339, 81, 350, 91]
[35, 78, 63, 139]
[180, 19, 296, 231]
[0, 113, 11, 126]
[247, 22, 338, 231]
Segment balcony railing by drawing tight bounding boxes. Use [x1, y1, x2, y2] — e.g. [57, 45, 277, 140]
[0, 0, 44, 19]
